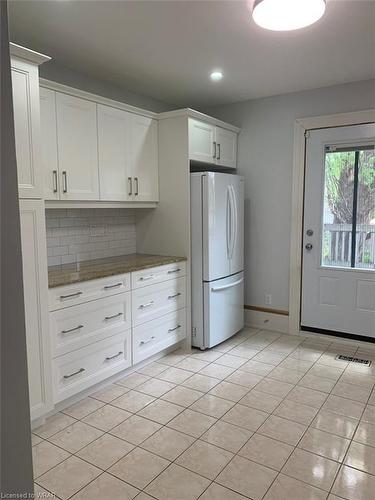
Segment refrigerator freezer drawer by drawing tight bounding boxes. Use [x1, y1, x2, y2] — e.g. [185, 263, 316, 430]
[203, 272, 244, 349]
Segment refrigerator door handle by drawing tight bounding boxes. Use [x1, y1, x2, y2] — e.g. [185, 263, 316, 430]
[229, 185, 237, 259]
[226, 186, 231, 259]
[211, 277, 244, 292]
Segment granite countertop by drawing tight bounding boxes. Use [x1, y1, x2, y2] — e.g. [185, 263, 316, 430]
[48, 253, 187, 288]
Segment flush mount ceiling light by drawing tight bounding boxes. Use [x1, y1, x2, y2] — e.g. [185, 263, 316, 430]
[210, 71, 223, 81]
[252, 0, 326, 31]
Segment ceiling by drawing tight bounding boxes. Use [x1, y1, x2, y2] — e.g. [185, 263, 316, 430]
[8, 0, 375, 108]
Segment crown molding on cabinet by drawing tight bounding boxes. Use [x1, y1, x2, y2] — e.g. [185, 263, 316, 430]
[39, 78, 158, 119]
[10, 43, 51, 65]
[158, 108, 241, 134]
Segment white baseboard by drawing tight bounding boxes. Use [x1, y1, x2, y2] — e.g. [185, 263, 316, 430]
[245, 309, 290, 334]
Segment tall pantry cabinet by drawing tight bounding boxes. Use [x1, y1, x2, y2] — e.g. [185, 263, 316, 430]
[10, 44, 53, 421]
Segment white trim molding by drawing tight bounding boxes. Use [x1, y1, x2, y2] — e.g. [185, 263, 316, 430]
[10, 43, 51, 65]
[158, 108, 241, 133]
[289, 109, 375, 336]
[39, 78, 158, 119]
[245, 308, 289, 334]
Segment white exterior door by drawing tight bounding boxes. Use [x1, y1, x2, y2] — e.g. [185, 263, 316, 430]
[216, 127, 237, 169]
[11, 58, 43, 198]
[301, 124, 375, 338]
[98, 104, 132, 201]
[56, 93, 99, 200]
[40, 87, 59, 200]
[19, 200, 53, 420]
[202, 172, 231, 281]
[189, 118, 216, 164]
[131, 115, 159, 202]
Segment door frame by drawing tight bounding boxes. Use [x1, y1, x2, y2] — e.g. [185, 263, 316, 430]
[289, 109, 375, 335]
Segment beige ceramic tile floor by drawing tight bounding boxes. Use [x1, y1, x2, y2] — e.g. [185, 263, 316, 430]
[32, 328, 375, 500]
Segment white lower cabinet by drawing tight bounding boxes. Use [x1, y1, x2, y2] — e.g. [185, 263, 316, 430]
[49, 261, 187, 405]
[133, 309, 186, 364]
[53, 331, 131, 402]
[50, 292, 131, 357]
[20, 200, 53, 420]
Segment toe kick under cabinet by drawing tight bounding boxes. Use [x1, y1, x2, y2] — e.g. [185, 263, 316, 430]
[49, 261, 187, 403]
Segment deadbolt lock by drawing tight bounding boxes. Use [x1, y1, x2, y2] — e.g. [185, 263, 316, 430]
[306, 229, 314, 236]
[305, 243, 313, 251]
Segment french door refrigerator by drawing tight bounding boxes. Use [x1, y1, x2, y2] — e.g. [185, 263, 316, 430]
[191, 171, 244, 349]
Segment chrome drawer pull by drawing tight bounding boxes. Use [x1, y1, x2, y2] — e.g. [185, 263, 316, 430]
[104, 283, 123, 290]
[106, 351, 123, 361]
[168, 324, 181, 333]
[63, 367, 85, 379]
[140, 336, 156, 345]
[167, 268, 181, 274]
[105, 312, 123, 321]
[139, 301, 154, 309]
[168, 293, 181, 300]
[139, 275, 154, 281]
[61, 324, 83, 334]
[60, 291, 83, 300]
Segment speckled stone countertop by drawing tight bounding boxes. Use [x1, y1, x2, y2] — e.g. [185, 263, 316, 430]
[48, 253, 187, 288]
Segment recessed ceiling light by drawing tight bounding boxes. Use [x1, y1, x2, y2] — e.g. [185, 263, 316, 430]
[252, 0, 326, 31]
[210, 71, 223, 81]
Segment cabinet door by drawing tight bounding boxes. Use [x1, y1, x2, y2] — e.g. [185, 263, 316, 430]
[40, 87, 59, 200]
[11, 58, 43, 198]
[56, 93, 99, 200]
[98, 105, 132, 201]
[188, 118, 216, 164]
[131, 115, 159, 202]
[216, 127, 237, 169]
[19, 200, 53, 420]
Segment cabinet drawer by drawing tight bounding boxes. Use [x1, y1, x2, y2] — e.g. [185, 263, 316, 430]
[50, 292, 131, 357]
[53, 331, 131, 402]
[132, 277, 186, 326]
[133, 308, 186, 364]
[131, 262, 186, 289]
[49, 273, 130, 311]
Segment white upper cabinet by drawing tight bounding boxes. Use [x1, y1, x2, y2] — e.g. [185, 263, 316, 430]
[131, 115, 159, 202]
[11, 57, 43, 198]
[188, 118, 238, 169]
[189, 119, 216, 164]
[40, 87, 59, 200]
[98, 105, 132, 201]
[56, 93, 99, 200]
[216, 127, 237, 169]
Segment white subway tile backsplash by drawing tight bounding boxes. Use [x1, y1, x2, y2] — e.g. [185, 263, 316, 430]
[45, 209, 137, 267]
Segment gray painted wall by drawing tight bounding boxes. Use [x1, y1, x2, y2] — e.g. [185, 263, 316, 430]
[203, 79, 375, 311]
[40, 61, 171, 113]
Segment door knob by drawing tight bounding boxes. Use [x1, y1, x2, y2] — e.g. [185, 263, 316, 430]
[305, 243, 313, 251]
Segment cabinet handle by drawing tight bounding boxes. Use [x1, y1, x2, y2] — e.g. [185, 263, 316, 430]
[139, 275, 154, 281]
[60, 291, 83, 300]
[168, 324, 181, 333]
[105, 351, 123, 361]
[63, 367, 85, 379]
[62, 171, 68, 193]
[105, 312, 123, 321]
[168, 293, 181, 300]
[139, 301, 154, 309]
[167, 268, 181, 274]
[61, 324, 83, 334]
[53, 170, 58, 193]
[104, 283, 123, 290]
[128, 177, 132, 196]
[140, 336, 156, 345]
[213, 141, 217, 159]
[134, 177, 139, 196]
[217, 143, 221, 160]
